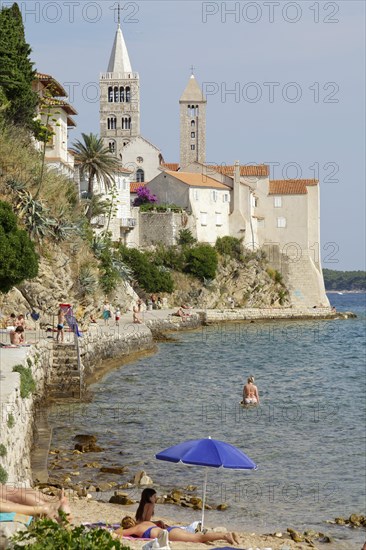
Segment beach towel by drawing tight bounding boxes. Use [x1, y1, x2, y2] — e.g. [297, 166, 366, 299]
[0, 513, 32, 525]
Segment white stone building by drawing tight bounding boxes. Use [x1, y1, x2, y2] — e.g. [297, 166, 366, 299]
[33, 73, 77, 179]
[147, 170, 231, 243]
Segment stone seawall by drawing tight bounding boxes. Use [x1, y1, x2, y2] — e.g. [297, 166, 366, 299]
[202, 307, 338, 322]
[78, 323, 154, 378]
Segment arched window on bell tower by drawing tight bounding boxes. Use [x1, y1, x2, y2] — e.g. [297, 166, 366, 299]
[114, 87, 119, 102]
[108, 87, 113, 102]
[122, 116, 131, 130]
[108, 116, 117, 130]
[191, 120, 195, 127]
[120, 87, 125, 102]
[126, 86, 131, 103]
[109, 140, 116, 153]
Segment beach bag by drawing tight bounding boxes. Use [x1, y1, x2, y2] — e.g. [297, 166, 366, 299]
[142, 529, 171, 550]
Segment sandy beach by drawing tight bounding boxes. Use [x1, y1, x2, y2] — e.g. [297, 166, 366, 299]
[68, 495, 314, 550]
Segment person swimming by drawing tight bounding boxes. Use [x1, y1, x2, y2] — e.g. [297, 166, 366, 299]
[242, 375, 260, 405]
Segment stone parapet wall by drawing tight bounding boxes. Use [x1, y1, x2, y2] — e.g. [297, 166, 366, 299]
[139, 211, 186, 247]
[145, 313, 202, 333]
[203, 307, 334, 323]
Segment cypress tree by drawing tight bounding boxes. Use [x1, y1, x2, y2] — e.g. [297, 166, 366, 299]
[0, 3, 38, 130]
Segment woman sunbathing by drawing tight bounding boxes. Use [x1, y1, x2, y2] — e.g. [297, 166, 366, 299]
[115, 516, 239, 545]
[0, 485, 71, 521]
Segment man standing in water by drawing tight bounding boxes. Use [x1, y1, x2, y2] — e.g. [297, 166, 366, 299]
[243, 376, 260, 405]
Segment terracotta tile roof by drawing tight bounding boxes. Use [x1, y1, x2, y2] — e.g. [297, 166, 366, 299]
[35, 72, 67, 97]
[269, 179, 319, 195]
[130, 182, 146, 192]
[42, 98, 78, 115]
[161, 163, 180, 171]
[165, 171, 230, 190]
[212, 165, 269, 177]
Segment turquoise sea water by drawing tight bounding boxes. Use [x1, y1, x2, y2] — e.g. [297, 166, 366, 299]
[49, 293, 366, 549]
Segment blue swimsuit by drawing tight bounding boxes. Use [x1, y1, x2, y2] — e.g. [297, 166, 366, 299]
[142, 526, 180, 538]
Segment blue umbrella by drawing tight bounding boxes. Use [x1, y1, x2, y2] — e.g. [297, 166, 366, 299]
[156, 437, 257, 528]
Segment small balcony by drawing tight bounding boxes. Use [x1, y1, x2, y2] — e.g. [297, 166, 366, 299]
[120, 217, 137, 229]
[91, 216, 107, 227]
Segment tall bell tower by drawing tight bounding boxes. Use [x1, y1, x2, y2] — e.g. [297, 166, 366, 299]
[179, 73, 207, 169]
[100, 7, 140, 159]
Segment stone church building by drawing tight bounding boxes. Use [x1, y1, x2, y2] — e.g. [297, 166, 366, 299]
[94, 16, 329, 309]
[99, 18, 164, 184]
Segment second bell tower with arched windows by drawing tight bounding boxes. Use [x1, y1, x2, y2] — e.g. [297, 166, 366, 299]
[100, 15, 140, 159]
[179, 74, 207, 169]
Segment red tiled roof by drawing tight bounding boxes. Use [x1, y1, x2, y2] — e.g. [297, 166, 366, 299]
[161, 163, 180, 171]
[42, 98, 78, 115]
[130, 182, 146, 193]
[269, 179, 318, 195]
[165, 171, 230, 190]
[35, 72, 67, 97]
[212, 165, 269, 177]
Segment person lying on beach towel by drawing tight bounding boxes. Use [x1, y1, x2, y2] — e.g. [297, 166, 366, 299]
[115, 516, 240, 545]
[0, 485, 71, 521]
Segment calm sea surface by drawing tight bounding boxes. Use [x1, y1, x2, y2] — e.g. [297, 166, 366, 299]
[49, 293, 366, 549]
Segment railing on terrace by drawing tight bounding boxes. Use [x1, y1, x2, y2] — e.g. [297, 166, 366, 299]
[120, 217, 136, 228]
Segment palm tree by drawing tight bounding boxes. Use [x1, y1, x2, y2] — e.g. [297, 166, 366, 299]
[70, 133, 120, 218]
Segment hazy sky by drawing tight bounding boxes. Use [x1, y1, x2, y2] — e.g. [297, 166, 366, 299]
[9, 0, 365, 270]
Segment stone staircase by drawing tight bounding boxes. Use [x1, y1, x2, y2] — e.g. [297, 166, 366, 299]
[47, 342, 84, 399]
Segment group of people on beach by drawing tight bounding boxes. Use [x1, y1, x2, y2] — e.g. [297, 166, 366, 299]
[113, 488, 240, 546]
[0, 485, 239, 545]
[5, 313, 26, 346]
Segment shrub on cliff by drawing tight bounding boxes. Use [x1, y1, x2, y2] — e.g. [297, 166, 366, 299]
[118, 245, 174, 293]
[215, 236, 243, 261]
[184, 244, 218, 281]
[0, 200, 38, 293]
[11, 517, 130, 549]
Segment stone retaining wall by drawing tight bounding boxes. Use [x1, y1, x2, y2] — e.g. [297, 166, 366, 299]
[79, 324, 154, 376]
[0, 326, 156, 487]
[0, 340, 52, 486]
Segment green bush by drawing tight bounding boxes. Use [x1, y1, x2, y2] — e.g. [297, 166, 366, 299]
[0, 444, 7, 457]
[11, 518, 130, 549]
[177, 229, 196, 246]
[12, 364, 36, 398]
[0, 200, 39, 293]
[7, 413, 15, 428]
[119, 246, 174, 293]
[0, 465, 8, 484]
[139, 203, 183, 213]
[266, 267, 283, 284]
[152, 245, 186, 272]
[184, 244, 218, 281]
[215, 236, 243, 261]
